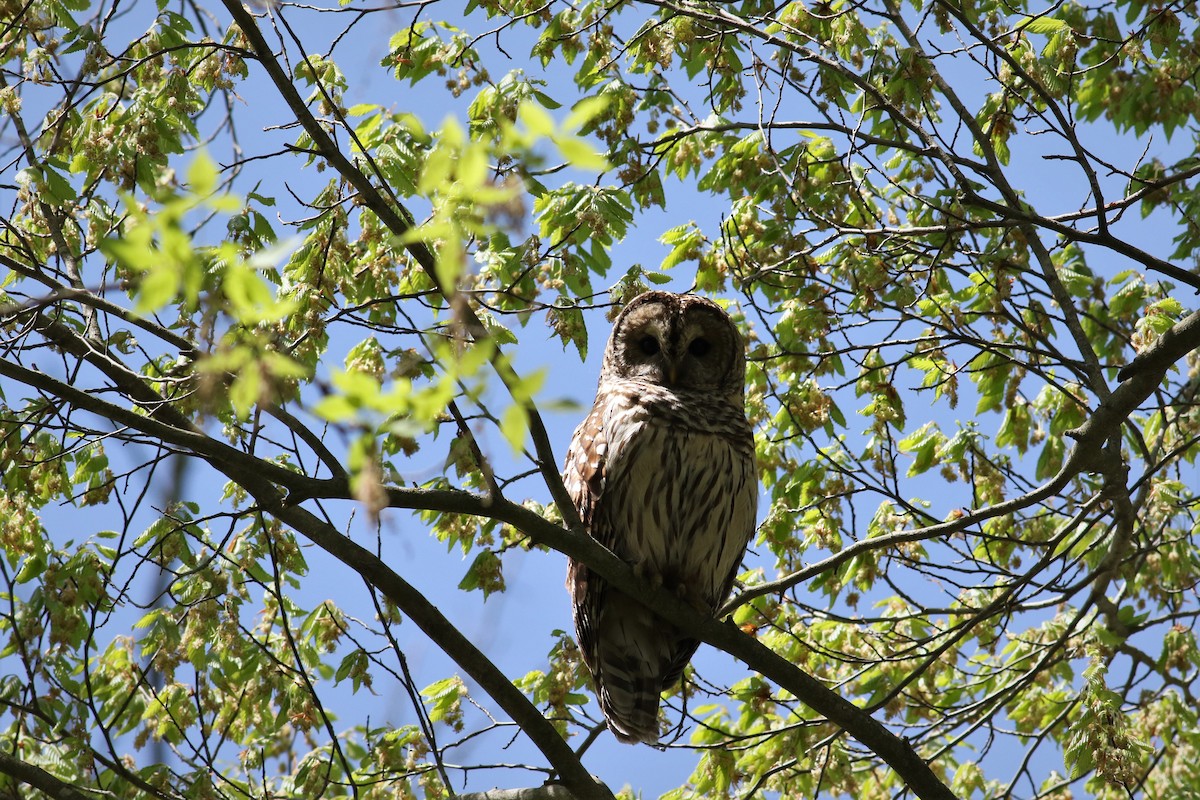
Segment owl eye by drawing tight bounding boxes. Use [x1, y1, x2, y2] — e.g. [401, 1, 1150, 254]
[638, 335, 660, 356]
[688, 337, 711, 357]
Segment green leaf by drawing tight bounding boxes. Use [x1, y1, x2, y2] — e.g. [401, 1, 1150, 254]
[532, 90, 561, 109]
[187, 150, 219, 197]
[899, 422, 942, 476]
[457, 141, 489, 189]
[421, 677, 465, 724]
[136, 263, 182, 313]
[418, 146, 455, 196]
[1017, 15, 1070, 35]
[518, 101, 555, 138]
[555, 135, 609, 171]
[499, 404, 529, 454]
[14, 551, 47, 584]
[229, 368, 261, 420]
[223, 257, 298, 324]
[457, 550, 505, 598]
[564, 94, 609, 130]
[1035, 435, 1064, 480]
[38, 164, 77, 205]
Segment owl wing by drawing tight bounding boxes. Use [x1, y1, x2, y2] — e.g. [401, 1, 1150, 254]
[563, 395, 620, 680]
[564, 402, 600, 668]
[563, 396, 608, 531]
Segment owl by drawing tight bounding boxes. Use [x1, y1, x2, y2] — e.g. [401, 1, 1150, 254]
[563, 291, 757, 744]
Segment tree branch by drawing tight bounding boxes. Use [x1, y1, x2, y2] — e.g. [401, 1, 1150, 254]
[0, 751, 98, 800]
[0, 253, 198, 356]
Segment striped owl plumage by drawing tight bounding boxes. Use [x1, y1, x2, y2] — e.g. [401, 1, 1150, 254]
[563, 291, 757, 744]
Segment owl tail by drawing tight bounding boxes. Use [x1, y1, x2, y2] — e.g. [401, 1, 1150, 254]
[597, 659, 664, 744]
[591, 595, 683, 744]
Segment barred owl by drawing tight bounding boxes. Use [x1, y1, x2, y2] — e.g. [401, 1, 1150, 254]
[563, 291, 757, 744]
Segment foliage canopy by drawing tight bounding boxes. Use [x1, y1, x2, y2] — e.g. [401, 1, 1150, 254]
[2, 0, 1200, 799]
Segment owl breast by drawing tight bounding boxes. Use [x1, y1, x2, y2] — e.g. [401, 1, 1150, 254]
[599, 383, 756, 607]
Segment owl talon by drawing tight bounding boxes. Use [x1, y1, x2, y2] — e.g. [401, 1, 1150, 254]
[673, 585, 709, 613]
[632, 562, 662, 588]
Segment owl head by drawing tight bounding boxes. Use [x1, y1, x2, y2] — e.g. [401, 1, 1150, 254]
[600, 291, 746, 396]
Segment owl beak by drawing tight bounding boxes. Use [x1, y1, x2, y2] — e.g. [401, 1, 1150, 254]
[665, 363, 678, 385]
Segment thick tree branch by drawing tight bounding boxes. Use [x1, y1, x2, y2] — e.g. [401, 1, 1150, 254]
[0, 751, 97, 800]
